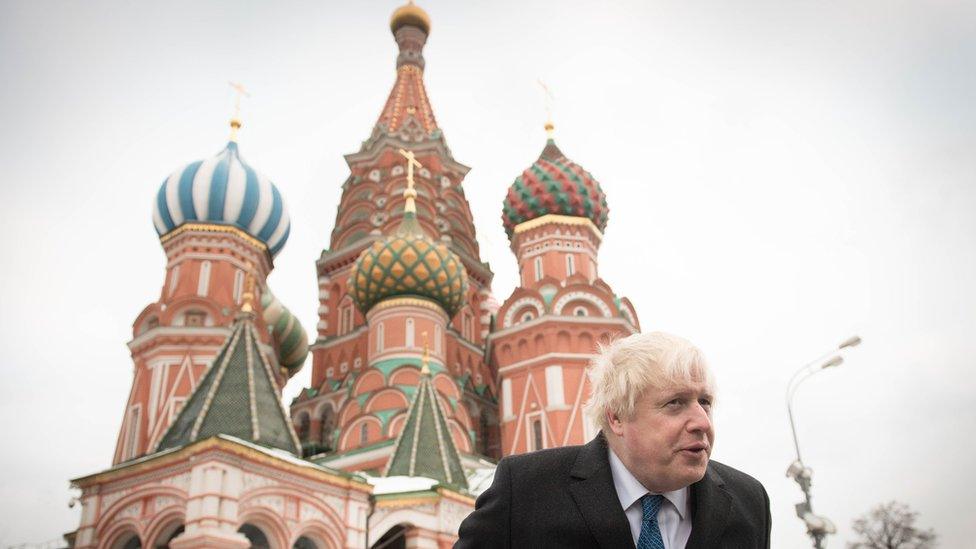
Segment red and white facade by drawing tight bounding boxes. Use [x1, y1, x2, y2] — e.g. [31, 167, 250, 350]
[117, 224, 279, 464]
[491, 215, 639, 456]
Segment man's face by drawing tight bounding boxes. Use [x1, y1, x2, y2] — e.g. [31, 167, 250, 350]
[607, 380, 714, 493]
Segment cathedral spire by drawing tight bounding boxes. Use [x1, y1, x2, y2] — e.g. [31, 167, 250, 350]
[374, 2, 438, 137]
[391, 1, 431, 69]
[384, 334, 467, 488]
[155, 308, 301, 455]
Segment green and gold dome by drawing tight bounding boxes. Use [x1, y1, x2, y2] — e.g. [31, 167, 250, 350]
[349, 166, 468, 317]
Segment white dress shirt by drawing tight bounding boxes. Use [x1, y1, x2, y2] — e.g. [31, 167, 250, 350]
[608, 447, 692, 549]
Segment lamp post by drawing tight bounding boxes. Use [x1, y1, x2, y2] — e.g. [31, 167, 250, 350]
[786, 335, 861, 548]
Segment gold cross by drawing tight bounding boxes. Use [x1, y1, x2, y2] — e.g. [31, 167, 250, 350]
[398, 148, 423, 213]
[228, 81, 250, 141]
[537, 79, 555, 137]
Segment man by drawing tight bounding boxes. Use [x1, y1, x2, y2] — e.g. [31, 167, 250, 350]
[456, 332, 770, 548]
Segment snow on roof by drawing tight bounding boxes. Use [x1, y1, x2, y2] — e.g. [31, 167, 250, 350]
[367, 475, 440, 495]
[466, 467, 496, 496]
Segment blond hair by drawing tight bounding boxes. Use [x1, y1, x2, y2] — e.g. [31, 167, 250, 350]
[584, 331, 715, 432]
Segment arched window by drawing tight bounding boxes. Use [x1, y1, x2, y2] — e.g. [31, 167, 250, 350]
[197, 260, 211, 297]
[155, 523, 184, 549]
[434, 325, 442, 354]
[566, 254, 575, 276]
[167, 265, 180, 297]
[406, 318, 415, 347]
[360, 422, 370, 445]
[233, 269, 244, 304]
[339, 303, 354, 336]
[112, 533, 142, 549]
[296, 413, 310, 441]
[320, 408, 335, 452]
[377, 322, 385, 353]
[373, 525, 408, 549]
[531, 416, 544, 451]
[534, 257, 543, 281]
[293, 536, 319, 549]
[238, 524, 270, 549]
[467, 313, 475, 341]
[125, 406, 141, 460]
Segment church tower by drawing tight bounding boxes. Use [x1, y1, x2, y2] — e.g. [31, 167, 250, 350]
[292, 1, 500, 470]
[492, 123, 641, 456]
[114, 115, 308, 464]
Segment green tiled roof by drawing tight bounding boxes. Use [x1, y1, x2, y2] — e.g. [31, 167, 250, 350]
[156, 314, 301, 455]
[384, 367, 467, 489]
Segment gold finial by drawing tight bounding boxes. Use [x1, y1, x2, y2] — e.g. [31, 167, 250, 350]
[228, 81, 250, 142]
[241, 263, 256, 313]
[420, 331, 430, 375]
[537, 79, 555, 139]
[398, 148, 423, 214]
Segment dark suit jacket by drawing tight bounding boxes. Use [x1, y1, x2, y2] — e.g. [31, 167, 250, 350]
[456, 434, 770, 548]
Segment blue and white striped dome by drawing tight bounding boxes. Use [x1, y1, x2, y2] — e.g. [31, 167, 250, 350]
[152, 141, 291, 257]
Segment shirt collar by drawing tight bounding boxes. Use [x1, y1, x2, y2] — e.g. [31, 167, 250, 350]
[607, 446, 690, 520]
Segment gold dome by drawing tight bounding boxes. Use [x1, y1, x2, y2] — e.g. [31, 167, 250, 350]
[390, 1, 431, 35]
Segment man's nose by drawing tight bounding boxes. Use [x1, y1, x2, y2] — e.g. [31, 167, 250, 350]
[686, 402, 712, 433]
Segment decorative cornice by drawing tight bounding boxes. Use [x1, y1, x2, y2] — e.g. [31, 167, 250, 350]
[127, 327, 232, 352]
[71, 436, 370, 493]
[369, 296, 447, 316]
[159, 223, 269, 253]
[489, 314, 637, 341]
[374, 492, 440, 508]
[513, 214, 603, 241]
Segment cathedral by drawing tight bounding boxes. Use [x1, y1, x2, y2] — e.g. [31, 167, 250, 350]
[68, 3, 640, 548]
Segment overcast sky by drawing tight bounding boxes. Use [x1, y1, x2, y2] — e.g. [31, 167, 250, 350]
[1, 0, 975, 547]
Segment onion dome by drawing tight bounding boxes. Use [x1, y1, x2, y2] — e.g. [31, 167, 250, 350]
[501, 138, 609, 238]
[349, 166, 468, 317]
[152, 141, 291, 257]
[390, 1, 431, 35]
[261, 289, 308, 377]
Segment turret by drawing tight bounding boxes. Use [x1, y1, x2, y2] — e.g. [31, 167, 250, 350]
[492, 124, 640, 456]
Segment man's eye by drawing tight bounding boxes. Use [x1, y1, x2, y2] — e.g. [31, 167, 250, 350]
[666, 399, 683, 408]
[698, 398, 712, 408]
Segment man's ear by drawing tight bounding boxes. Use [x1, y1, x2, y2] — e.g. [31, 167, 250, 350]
[606, 410, 625, 436]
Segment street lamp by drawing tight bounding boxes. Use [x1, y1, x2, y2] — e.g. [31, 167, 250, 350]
[786, 335, 861, 548]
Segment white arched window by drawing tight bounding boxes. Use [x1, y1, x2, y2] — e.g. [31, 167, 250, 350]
[462, 311, 473, 341]
[566, 254, 575, 276]
[377, 322, 385, 353]
[125, 405, 141, 460]
[168, 265, 180, 297]
[339, 303, 353, 336]
[406, 318, 415, 347]
[233, 269, 244, 304]
[534, 257, 543, 281]
[545, 365, 565, 408]
[197, 261, 211, 297]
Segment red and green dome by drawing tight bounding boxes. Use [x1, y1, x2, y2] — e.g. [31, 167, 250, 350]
[349, 212, 468, 317]
[502, 139, 609, 238]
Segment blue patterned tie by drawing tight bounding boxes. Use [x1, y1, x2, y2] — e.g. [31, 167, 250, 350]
[636, 494, 666, 549]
